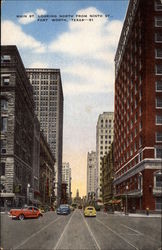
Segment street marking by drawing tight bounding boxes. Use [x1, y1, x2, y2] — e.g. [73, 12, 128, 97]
[120, 224, 143, 235]
[95, 218, 139, 250]
[53, 210, 76, 250]
[14, 216, 62, 249]
[80, 211, 101, 250]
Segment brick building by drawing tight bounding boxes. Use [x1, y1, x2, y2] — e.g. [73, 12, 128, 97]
[0, 46, 39, 207]
[114, 0, 162, 212]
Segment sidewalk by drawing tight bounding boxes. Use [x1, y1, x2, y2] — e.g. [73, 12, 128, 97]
[114, 211, 162, 217]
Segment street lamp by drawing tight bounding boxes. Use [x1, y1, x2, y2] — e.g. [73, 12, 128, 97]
[125, 185, 129, 215]
[27, 183, 30, 205]
[138, 172, 142, 211]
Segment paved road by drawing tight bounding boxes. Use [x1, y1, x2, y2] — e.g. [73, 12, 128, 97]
[0, 209, 161, 250]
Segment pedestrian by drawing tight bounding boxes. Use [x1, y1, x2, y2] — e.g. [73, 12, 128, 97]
[146, 207, 149, 216]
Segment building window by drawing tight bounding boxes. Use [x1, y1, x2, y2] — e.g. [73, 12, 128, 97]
[155, 172, 162, 187]
[2, 76, 10, 85]
[1, 55, 11, 63]
[1, 99, 8, 110]
[155, 32, 162, 42]
[155, 64, 162, 75]
[139, 121, 142, 131]
[156, 132, 162, 142]
[156, 97, 162, 108]
[156, 115, 162, 124]
[155, 197, 162, 210]
[155, 48, 162, 58]
[1, 117, 7, 132]
[155, 0, 162, 11]
[0, 140, 7, 154]
[0, 162, 5, 176]
[155, 16, 162, 27]
[156, 81, 162, 91]
[139, 136, 142, 147]
[155, 147, 162, 158]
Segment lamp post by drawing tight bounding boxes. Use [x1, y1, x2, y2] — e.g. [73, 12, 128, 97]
[125, 185, 128, 215]
[138, 172, 142, 211]
[27, 183, 30, 206]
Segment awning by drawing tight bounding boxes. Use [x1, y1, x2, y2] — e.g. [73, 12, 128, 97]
[0, 193, 15, 198]
[97, 202, 104, 206]
[108, 199, 121, 204]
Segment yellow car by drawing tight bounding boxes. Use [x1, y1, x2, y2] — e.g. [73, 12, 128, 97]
[84, 206, 96, 217]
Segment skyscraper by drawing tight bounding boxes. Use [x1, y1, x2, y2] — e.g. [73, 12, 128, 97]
[26, 68, 64, 205]
[87, 151, 97, 197]
[96, 112, 114, 200]
[114, 0, 162, 211]
[62, 162, 72, 201]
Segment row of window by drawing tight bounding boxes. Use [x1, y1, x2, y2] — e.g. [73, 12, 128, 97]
[115, 148, 162, 179]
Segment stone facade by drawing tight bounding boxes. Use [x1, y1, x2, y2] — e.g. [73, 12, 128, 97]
[39, 133, 55, 206]
[0, 46, 37, 207]
[26, 68, 64, 206]
[87, 151, 97, 198]
[96, 112, 114, 200]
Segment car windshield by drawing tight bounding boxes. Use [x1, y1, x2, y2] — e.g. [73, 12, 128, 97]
[60, 205, 68, 208]
[87, 208, 94, 210]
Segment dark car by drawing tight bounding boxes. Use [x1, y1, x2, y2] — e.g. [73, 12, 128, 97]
[57, 204, 71, 215]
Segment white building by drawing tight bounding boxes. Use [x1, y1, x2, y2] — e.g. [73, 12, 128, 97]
[96, 112, 114, 200]
[26, 68, 64, 205]
[62, 162, 71, 200]
[87, 151, 97, 198]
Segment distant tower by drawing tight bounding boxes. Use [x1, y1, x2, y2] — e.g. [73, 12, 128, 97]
[87, 151, 97, 197]
[76, 189, 79, 198]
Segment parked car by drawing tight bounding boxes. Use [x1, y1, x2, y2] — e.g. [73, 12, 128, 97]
[57, 204, 71, 215]
[9, 206, 43, 220]
[84, 206, 96, 217]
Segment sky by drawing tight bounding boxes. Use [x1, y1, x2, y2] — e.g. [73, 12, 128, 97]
[1, 0, 129, 198]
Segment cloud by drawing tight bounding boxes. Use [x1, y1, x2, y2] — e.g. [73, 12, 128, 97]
[18, 8, 47, 25]
[48, 7, 122, 95]
[49, 7, 122, 58]
[29, 61, 49, 68]
[62, 63, 114, 94]
[1, 20, 46, 53]
[18, 12, 36, 25]
[36, 8, 47, 16]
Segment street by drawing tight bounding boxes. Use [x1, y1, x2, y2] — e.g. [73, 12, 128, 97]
[0, 209, 161, 250]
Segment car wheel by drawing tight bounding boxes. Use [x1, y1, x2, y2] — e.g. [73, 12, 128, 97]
[19, 214, 25, 220]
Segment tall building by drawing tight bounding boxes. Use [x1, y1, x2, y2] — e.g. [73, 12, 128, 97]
[96, 112, 114, 200]
[114, 0, 162, 211]
[62, 162, 72, 201]
[26, 68, 64, 205]
[87, 151, 97, 198]
[0, 46, 40, 207]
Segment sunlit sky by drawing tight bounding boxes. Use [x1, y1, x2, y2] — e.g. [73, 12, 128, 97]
[2, 0, 129, 197]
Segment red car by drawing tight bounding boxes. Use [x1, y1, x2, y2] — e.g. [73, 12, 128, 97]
[9, 206, 43, 220]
